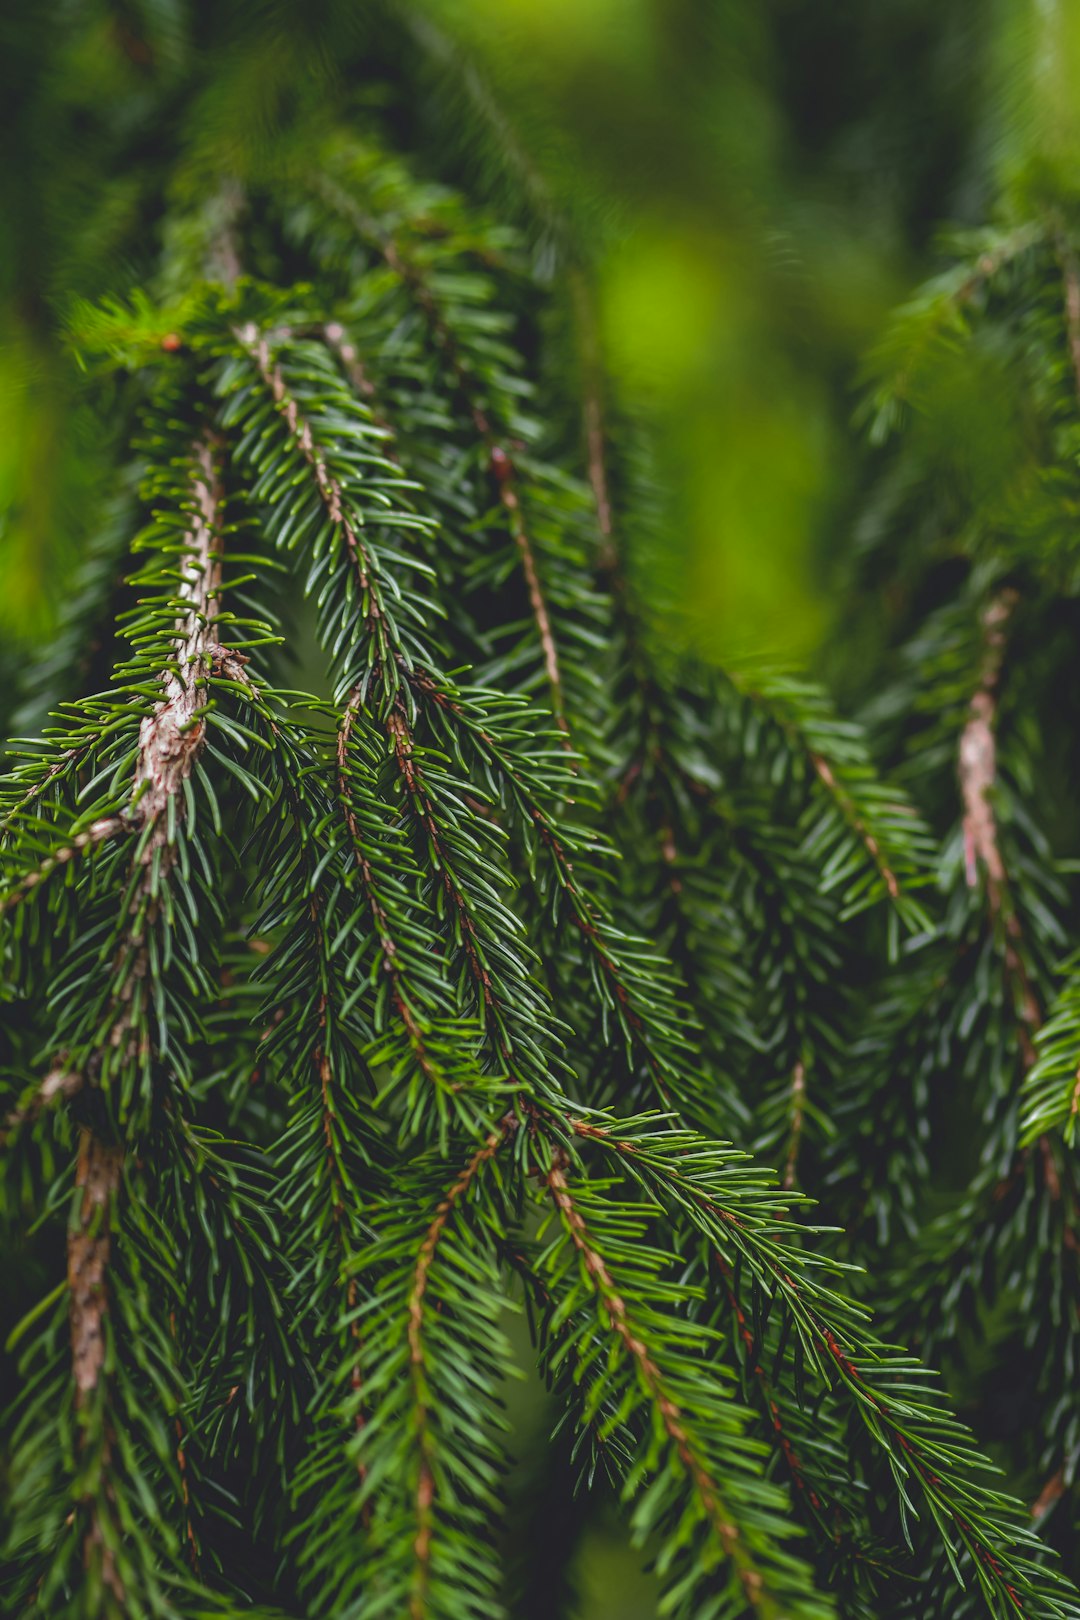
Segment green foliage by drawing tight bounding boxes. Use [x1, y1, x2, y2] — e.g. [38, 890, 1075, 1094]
[5, 7, 1080, 1620]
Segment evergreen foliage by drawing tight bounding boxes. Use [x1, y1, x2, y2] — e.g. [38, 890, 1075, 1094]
[4, 6, 1080, 1620]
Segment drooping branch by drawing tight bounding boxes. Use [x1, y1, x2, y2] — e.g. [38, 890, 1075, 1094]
[404, 666, 684, 1106]
[1, 1065, 82, 1145]
[405, 1124, 511, 1619]
[566, 1116, 1048, 1617]
[58, 434, 227, 1589]
[236, 323, 390, 658]
[313, 179, 569, 729]
[715, 1256, 827, 1522]
[337, 699, 447, 1096]
[958, 589, 1042, 1062]
[544, 1156, 776, 1616]
[67, 1127, 126, 1604]
[0, 813, 124, 916]
[234, 329, 545, 1102]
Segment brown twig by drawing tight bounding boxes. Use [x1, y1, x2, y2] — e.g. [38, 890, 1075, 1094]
[67, 1127, 126, 1603]
[569, 268, 616, 572]
[1055, 235, 1080, 403]
[0, 815, 125, 916]
[957, 591, 1043, 1067]
[1, 1065, 82, 1145]
[68, 1128, 124, 1403]
[1031, 1464, 1067, 1523]
[783, 1060, 807, 1193]
[60, 435, 228, 1589]
[959, 592, 1015, 915]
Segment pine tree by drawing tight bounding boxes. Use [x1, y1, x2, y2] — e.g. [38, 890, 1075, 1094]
[4, 5, 1080, 1620]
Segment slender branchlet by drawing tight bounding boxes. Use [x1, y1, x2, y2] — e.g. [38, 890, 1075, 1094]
[132, 435, 225, 841]
[406, 1125, 511, 1618]
[67, 1127, 126, 1601]
[544, 1155, 777, 1618]
[313, 175, 570, 730]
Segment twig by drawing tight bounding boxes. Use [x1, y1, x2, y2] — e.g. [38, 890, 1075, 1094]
[545, 1156, 771, 1614]
[68, 1127, 126, 1603]
[783, 1060, 807, 1193]
[406, 1125, 511, 1619]
[1, 1066, 82, 1145]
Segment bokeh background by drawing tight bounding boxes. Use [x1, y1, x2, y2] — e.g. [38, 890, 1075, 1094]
[2, 1, 1079, 1613]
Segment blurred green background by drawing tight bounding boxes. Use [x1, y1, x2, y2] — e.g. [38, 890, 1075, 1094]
[3, 0, 1079, 1611]
[5, 0, 1079, 679]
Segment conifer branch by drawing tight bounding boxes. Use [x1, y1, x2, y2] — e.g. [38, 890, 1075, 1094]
[567, 1116, 1067, 1616]
[1, 1064, 82, 1143]
[67, 1127, 126, 1602]
[404, 667, 693, 1108]
[68, 1129, 125, 1405]
[0, 813, 124, 915]
[727, 668, 930, 926]
[958, 590, 1043, 1068]
[312, 172, 570, 730]
[345, 1146, 515, 1620]
[132, 434, 225, 838]
[544, 1155, 781, 1618]
[0, 744, 87, 836]
[9, 96, 1080, 1620]
[1023, 967, 1080, 1143]
[406, 1125, 512, 1618]
[715, 1257, 831, 1525]
[234, 323, 390, 660]
[862, 221, 1045, 439]
[337, 698, 446, 1095]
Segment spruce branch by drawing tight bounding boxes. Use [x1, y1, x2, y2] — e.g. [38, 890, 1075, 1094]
[530, 1130, 835, 1620]
[725, 667, 932, 937]
[405, 1123, 513, 1619]
[310, 169, 570, 732]
[861, 221, 1046, 442]
[131, 433, 225, 842]
[566, 1116, 1074, 1618]
[1022, 965, 1080, 1143]
[8, 88, 1080, 1620]
[542, 1153, 808, 1620]
[0, 813, 125, 917]
[67, 1127, 126, 1598]
[0, 1063, 82, 1145]
[336, 1140, 517, 1620]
